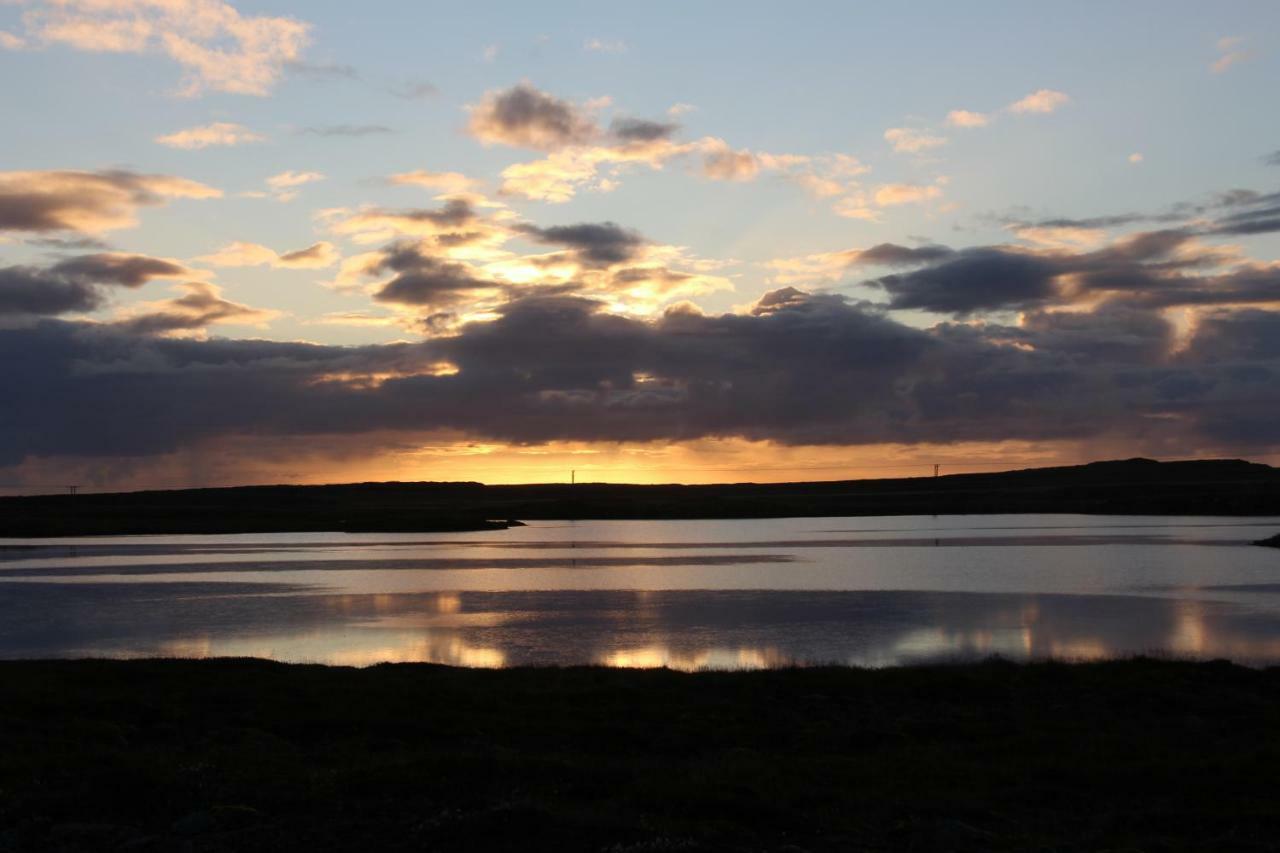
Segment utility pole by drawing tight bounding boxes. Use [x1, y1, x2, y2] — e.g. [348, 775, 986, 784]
[933, 464, 940, 478]
[66, 485, 79, 495]
[571, 469, 575, 485]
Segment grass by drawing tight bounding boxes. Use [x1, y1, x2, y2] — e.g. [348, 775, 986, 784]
[3, 657, 1280, 851]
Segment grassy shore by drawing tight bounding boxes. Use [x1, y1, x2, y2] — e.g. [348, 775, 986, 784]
[2, 658, 1279, 851]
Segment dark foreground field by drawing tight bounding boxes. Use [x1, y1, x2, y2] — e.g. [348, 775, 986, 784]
[3, 659, 1280, 852]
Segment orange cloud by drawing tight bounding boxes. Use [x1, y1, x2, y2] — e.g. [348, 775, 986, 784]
[1008, 88, 1070, 114]
[198, 240, 339, 269]
[155, 121, 264, 149]
[16, 0, 310, 96]
[0, 169, 220, 233]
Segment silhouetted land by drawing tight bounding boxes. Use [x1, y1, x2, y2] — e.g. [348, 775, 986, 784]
[2, 457, 1280, 536]
[2, 657, 1279, 852]
[1257, 533, 1280, 548]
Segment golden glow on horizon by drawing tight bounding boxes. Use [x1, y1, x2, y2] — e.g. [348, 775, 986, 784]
[8, 433, 1279, 495]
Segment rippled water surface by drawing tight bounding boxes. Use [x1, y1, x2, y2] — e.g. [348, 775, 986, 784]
[3, 514, 1280, 668]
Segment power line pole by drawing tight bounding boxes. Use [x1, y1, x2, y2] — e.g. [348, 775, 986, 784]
[66, 484, 79, 495]
[933, 464, 940, 478]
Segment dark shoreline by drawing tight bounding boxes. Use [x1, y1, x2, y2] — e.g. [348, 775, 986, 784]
[4, 457, 1280, 538]
[3, 656, 1280, 851]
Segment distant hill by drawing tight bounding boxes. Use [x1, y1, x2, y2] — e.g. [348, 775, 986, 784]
[1, 458, 1279, 537]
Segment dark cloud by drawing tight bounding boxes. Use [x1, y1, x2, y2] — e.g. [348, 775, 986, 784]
[3, 288, 1280, 467]
[872, 248, 1062, 314]
[377, 198, 478, 230]
[1185, 309, 1280, 362]
[374, 261, 491, 309]
[865, 226, 1274, 315]
[467, 83, 599, 150]
[1266, 151, 1280, 167]
[1015, 213, 1163, 230]
[516, 222, 646, 267]
[0, 170, 218, 234]
[368, 244, 495, 310]
[24, 236, 112, 251]
[278, 243, 332, 265]
[0, 267, 102, 316]
[999, 187, 1280, 234]
[609, 117, 680, 142]
[285, 60, 359, 80]
[49, 253, 188, 287]
[0, 253, 187, 317]
[298, 124, 395, 137]
[856, 243, 955, 267]
[1009, 305, 1174, 365]
[1204, 191, 1280, 236]
[116, 284, 267, 336]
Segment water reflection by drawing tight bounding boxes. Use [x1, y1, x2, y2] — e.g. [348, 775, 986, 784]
[3, 515, 1280, 668]
[6, 583, 1280, 668]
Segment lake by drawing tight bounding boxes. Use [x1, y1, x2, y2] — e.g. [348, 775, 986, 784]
[3, 514, 1280, 668]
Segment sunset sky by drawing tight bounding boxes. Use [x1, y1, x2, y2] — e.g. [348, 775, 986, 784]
[2, 1, 1279, 490]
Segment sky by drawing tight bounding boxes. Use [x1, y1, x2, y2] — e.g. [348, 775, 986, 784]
[1, 1, 1279, 491]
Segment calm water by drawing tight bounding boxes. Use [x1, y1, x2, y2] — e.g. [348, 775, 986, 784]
[3, 514, 1280, 668]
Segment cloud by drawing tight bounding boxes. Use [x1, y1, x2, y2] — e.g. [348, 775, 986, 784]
[873, 182, 944, 206]
[387, 170, 481, 196]
[1211, 36, 1250, 74]
[266, 170, 324, 192]
[481, 44, 499, 63]
[243, 170, 324, 203]
[285, 59, 357, 80]
[765, 243, 954, 284]
[0, 251, 189, 316]
[516, 222, 646, 267]
[0, 30, 24, 50]
[372, 255, 496, 311]
[584, 38, 627, 54]
[700, 140, 761, 181]
[155, 121, 264, 149]
[8, 287, 1280, 468]
[0, 170, 220, 234]
[466, 82, 601, 150]
[23, 235, 111, 251]
[1013, 226, 1108, 250]
[199, 240, 338, 270]
[1007, 89, 1070, 114]
[1128, 152, 1144, 164]
[496, 134, 699, 202]
[857, 243, 955, 266]
[884, 127, 947, 154]
[116, 282, 277, 336]
[15, 0, 310, 96]
[333, 208, 728, 320]
[298, 124, 394, 137]
[47, 252, 189, 286]
[0, 267, 101, 315]
[874, 248, 1063, 314]
[1204, 190, 1280, 236]
[865, 219, 1280, 315]
[946, 110, 989, 128]
[467, 84, 830, 203]
[1263, 150, 1280, 167]
[609, 117, 680, 142]
[324, 197, 512, 249]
